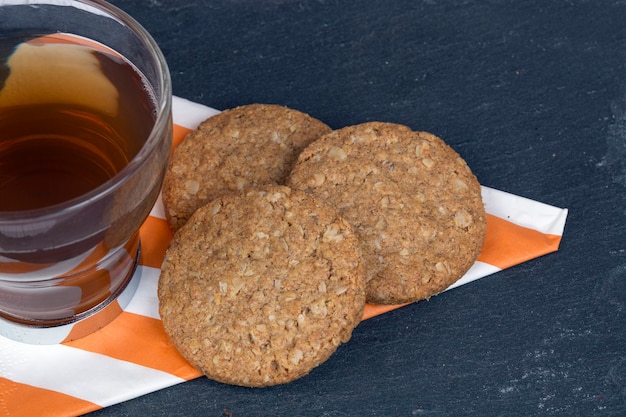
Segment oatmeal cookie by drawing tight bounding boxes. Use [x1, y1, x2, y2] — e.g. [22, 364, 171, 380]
[158, 186, 366, 387]
[161, 104, 331, 232]
[287, 122, 486, 305]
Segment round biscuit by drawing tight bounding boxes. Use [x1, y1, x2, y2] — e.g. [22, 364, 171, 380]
[158, 186, 366, 387]
[161, 104, 331, 232]
[287, 122, 486, 305]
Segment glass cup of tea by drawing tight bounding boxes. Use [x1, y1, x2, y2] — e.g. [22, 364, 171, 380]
[0, 0, 172, 343]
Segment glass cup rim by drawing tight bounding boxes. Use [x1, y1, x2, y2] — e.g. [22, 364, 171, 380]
[0, 0, 172, 222]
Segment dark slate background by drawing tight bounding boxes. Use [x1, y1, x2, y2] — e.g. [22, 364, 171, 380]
[91, 0, 626, 415]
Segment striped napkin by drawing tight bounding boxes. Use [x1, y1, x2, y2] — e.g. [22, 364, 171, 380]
[0, 96, 568, 417]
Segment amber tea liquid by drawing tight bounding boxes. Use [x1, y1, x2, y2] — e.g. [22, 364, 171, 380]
[0, 35, 157, 211]
[0, 34, 167, 326]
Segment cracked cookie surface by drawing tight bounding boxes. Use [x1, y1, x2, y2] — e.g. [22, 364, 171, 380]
[158, 186, 366, 387]
[287, 122, 486, 304]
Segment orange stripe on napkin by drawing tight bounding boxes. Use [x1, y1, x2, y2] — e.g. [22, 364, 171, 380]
[140, 216, 173, 269]
[363, 303, 410, 320]
[0, 377, 100, 417]
[478, 214, 563, 270]
[0, 259, 55, 274]
[361, 213, 563, 320]
[61, 300, 123, 344]
[64, 312, 201, 380]
[60, 243, 110, 277]
[173, 124, 192, 149]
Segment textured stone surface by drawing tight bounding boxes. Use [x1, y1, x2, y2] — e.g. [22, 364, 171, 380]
[94, 1, 626, 415]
